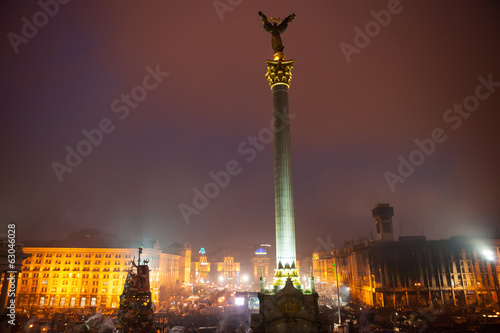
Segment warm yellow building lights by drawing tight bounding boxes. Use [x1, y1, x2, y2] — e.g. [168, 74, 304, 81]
[16, 247, 187, 311]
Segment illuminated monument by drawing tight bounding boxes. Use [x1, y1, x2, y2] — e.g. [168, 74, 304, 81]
[259, 10, 301, 291]
[252, 12, 328, 332]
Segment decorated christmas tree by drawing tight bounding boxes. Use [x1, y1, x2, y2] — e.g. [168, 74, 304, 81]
[114, 247, 154, 332]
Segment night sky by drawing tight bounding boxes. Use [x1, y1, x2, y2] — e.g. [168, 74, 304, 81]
[2, 1, 500, 254]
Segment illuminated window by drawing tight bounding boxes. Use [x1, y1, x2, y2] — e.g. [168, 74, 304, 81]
[70, 297, 76, 307]
[62, 281, 68, 285]
[60, 297, 66, 307]
[72, 281, 78, 285]
[52, 281, 58, 285]
[80, 297, 86, 307]
[49, 296, 55, 306]
[102, 288, 107, 293]
[91, 297, 96, 306]
[82, 281, 88, 286]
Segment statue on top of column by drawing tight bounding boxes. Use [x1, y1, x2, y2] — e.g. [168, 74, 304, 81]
[258, 11, 296, 53]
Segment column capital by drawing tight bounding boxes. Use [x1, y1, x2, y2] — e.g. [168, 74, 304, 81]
[265, 59, 294, 89]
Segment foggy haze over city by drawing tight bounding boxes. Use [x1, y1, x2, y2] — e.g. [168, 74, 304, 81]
[2, 0, 500, 252]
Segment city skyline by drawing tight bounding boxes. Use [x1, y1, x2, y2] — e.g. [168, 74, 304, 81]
[2, 1, 500, 253]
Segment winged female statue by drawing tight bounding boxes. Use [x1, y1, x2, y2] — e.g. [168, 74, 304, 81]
[258, 11, 296, 53]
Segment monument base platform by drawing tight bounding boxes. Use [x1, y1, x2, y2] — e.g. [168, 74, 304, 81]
[251, 278, 330, 332]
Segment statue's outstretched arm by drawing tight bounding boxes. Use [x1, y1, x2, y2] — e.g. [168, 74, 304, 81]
[258, 11, 268, 21]
[258, 11, 273, 32]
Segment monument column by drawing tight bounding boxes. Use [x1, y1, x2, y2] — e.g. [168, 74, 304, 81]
[252, 12, 328, 332]
[265, 57, 301, 290]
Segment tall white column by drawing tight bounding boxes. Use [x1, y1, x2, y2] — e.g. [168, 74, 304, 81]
[265, 58, 301, 290]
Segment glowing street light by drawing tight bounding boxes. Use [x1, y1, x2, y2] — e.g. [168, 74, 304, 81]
[482, 249, 495, 262]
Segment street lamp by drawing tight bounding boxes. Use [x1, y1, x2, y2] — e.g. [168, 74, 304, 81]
[334, 262, 341, 330]
[415, 282, 421, 308]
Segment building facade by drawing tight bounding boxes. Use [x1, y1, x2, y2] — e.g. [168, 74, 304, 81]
[15, 246, 189, 311]
[213, 256, 240, 283]
[251, 248, 270, 284]
[314, 236, 500, 308]
[312, 252, 336, 293]
[191, 254, 211, 283]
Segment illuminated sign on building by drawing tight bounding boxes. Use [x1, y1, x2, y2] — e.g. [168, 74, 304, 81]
[255, 248, 267, 255]
[199, 247, 206, 255]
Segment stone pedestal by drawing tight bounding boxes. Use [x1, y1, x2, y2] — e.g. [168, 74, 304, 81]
[251, 278, 329, 332]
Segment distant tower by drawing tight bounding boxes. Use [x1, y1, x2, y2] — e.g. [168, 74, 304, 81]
[372, 203, 394, 241]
